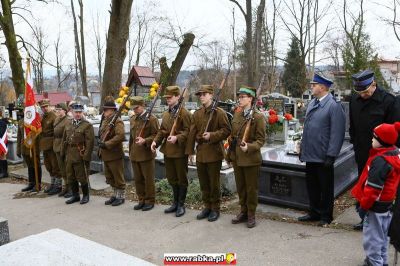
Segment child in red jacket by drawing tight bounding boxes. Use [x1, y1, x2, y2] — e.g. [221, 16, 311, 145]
[352, 122, 400, 266]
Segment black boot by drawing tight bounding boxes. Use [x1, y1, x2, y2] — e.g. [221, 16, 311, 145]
[0, 160, 8, 178]
[111, 189, 125, 206]
[164, 185, 179, 214]
[80, 183, 90, 204]
[29, 166, 42, 192]
[48, 178, 62, 195]
[44, 176, 55, 193]
[176, 186, 187, 217]
[66, 181, 80, 204]
[21, 167, 35, 192]
[58, 181, 69, 197]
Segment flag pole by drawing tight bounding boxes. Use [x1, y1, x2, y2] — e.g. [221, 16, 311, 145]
[26, 58, 40, 192]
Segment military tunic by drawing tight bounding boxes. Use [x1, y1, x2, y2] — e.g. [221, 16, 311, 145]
[40, 111, 60, 178]
[61, 119, 94, 186]
[99, 116, 126, 190]
[227, 110, 266, 214]
[129, 111, 159, 204]
[186, 106, 231, 211]
[53, 115, 70, 186]
[17, 119, 41, 180]
[153, 107, 191, 187]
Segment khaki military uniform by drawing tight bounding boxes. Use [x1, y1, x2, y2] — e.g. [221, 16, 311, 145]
[186, 106, 231, 211]
[53, 116, 70, 186]
[129, 111, 159, 205]
[153, 107, 191, 187]
[99, 117, 126, 190]
[40, 111, 60, 179]
[17, 120, 41, 185]
[227, 111, 266, 215]
[61, 119, 94, 187]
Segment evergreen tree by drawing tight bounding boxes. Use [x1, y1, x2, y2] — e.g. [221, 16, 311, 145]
[282, 37, 307, 97]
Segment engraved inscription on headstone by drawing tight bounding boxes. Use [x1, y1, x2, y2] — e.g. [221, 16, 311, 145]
[284, 103, 295, 116]
[270, 174, 292, 196]
[262, 97, 285, 114]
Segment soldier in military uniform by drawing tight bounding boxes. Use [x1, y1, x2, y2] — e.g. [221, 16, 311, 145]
[129, 96, 159, 211]
[350, 70, 400, 230]
[17, 110, 42, 192]
[151, 86, 192, 217]
[186, 85, 231, 222]
[226, 86, 266, 228]
[53, 103, 71, 197]
[61, 103, 94, 204]
[38, 99, 61, 195]
[98, 96, 126, 206]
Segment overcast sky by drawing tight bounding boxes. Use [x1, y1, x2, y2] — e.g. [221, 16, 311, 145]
[1, 0, 399, 77]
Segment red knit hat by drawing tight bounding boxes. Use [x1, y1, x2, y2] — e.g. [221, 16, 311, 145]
[373, 122, 400, 146]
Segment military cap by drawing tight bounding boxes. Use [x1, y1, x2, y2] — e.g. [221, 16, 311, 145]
[55, 102, 68, 112]
[130, 96, 145, 109]
[309, 73, 333, 88]
[103, 95, 117, 110]
[163, 86, 180, 98]
[352, 70, 375, 92]
[72, 103, 84, 112]
[38, 98, 51, 107]
[237, 86, 256, 97]
[195, 85, 214, 96]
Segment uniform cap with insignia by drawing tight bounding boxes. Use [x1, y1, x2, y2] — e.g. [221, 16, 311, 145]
[352, 70, 375, 92]
[195, 85, 214, 96]
[130, 96, 145, 109]
[309, 73, 333, 88]
[237, 86, 256, 97]
[38, 98, 51, 107]
[72, 103, 84, 112]
[163, 86, 180, 98]
[103, 95, 117, 110]
[55, 102, 68, 112]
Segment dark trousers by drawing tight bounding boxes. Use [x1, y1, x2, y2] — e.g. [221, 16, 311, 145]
[196, 161, 222, 211]
[305, 162, 334, 222]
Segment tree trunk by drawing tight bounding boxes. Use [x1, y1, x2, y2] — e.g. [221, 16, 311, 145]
[0, 0, 25, 97]
[254, 0, 265, 85]
[71, 0, 83, 96]
[159, 33, 195, 87]
[245, 0, 254, 87]
[78, 0, 88, 96]
[101, 0, 133, 106]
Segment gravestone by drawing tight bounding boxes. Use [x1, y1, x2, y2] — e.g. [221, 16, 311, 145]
[262, 96, 285, 114]
[284, 103, 295, 117]
[0, 217, 10, 246]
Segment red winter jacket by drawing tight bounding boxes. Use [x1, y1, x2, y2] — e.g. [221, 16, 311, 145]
[351, 146, 400, 211]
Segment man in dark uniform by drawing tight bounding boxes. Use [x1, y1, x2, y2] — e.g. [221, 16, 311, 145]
[129, 96, 159, 211]
[226, 86, 266, 228]
[298, 73, 346, 226]
[38, 99, 61, 195]
[186, 85, 231, 222]
[151, 86, 192, 217]
[350, 70, 400, 230]
[17, 109, 42, 192]
[98, 96, 126, 206]
[53, 103, 71, 197]
[61, 103, 94, 204]
[0, 109, 8, 178]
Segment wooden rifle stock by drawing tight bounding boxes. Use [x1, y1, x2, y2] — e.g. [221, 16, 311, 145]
[137, 85, 164, 139]
[169, 87, 188, 137]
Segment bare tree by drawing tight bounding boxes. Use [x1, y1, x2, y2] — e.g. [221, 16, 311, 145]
[92, 12, 105, 90]
[146, 30, 164, 72]
[102, 0, 133, 105]
[254, 0, 266, 84]
[231, 8, 237, 101]
[30, 25, 48, 94]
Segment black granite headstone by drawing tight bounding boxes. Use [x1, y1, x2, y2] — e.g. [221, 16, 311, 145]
[270, 174, 292, 196]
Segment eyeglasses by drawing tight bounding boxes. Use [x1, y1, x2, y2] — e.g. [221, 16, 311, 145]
[238, 95, 249, 99]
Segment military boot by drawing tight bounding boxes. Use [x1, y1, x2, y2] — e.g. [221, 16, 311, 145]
[80, 183, 90, 204]
[112, 189, 125, 206]
[48, 178, 62, 195]
[65, 181, 80, 204]
[164, 185, 179, 213]
[105, 188, 117, 205]
[29, 167, 42, 192]
[0, 160, 8, 178]
[44, 176, 55, 193]
[176, 186, 187, 217]
[58, 180, 69, 197]
[21, 167, 35, 192]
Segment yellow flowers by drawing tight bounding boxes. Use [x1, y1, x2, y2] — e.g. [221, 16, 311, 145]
[116, 86, 129, 104]
[149, 82, 159, 99]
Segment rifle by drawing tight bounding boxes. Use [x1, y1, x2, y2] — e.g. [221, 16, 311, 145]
[99, 83, 137, 143]
[203, 61, 232, 134]
[169, 87, 188, 138]
[240, 73, 266, 145]
[136, 84, 164, 139]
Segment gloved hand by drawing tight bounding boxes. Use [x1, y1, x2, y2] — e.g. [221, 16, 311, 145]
[98, 141, 106, 149]
[324, 156, 335, 167]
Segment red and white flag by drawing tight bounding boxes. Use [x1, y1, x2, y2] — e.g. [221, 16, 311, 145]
[24, 58, 41, 148]
[0, 130, 7, 156]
